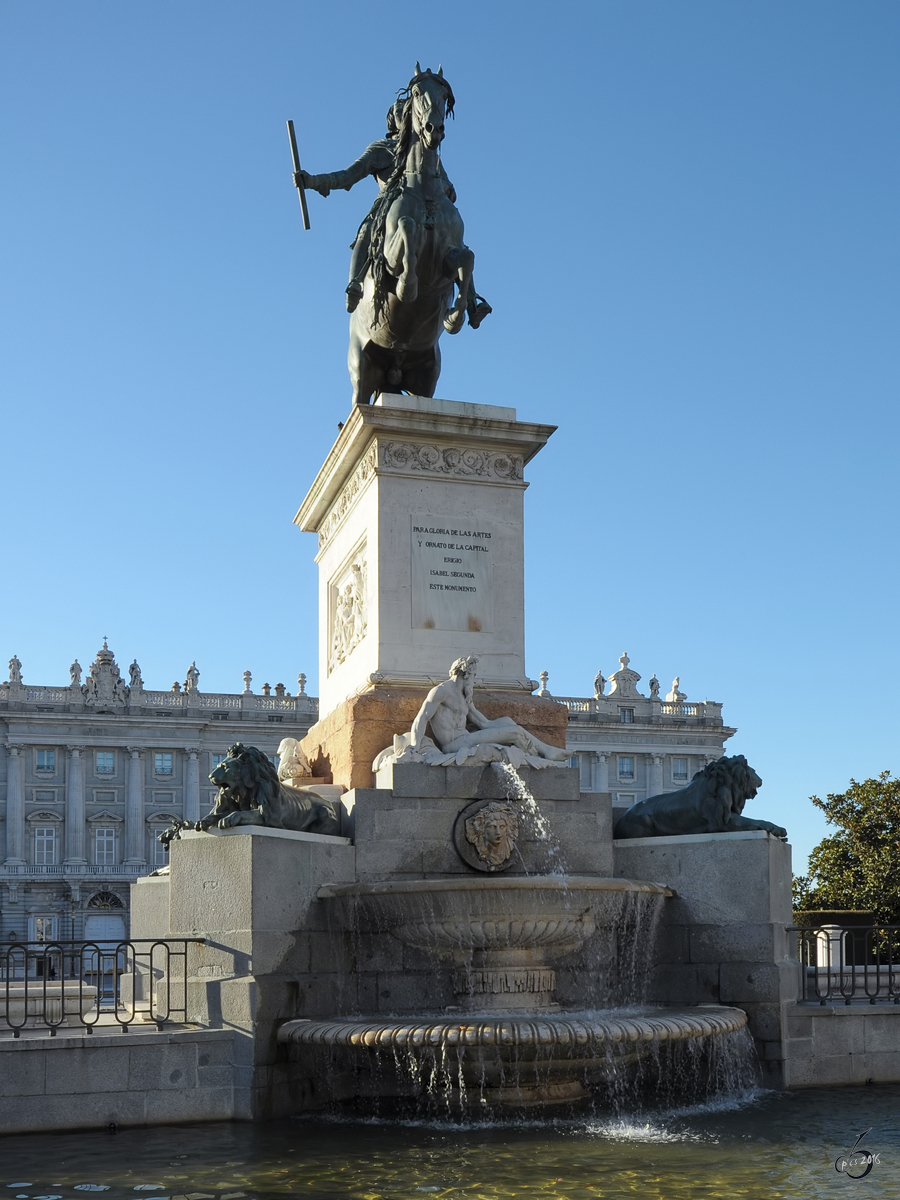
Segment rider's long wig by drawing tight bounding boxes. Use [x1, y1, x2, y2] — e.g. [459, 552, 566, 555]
[368, 72, 455, 326]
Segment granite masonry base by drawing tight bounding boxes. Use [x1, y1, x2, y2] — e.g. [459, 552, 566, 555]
[783, 1003, 900, 1087]
[0, 1027, 236, 1134]
[127, 824, 356, 1122]
[613, 830, 798, 1087]
[300, 686, 568, 791]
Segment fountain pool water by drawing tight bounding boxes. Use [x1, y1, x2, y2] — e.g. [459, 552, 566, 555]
[1, 1087, 897, 1199]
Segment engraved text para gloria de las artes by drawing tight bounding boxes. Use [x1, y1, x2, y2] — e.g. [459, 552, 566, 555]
[413, 525, 490, 594]
[413, 525, 491, 552]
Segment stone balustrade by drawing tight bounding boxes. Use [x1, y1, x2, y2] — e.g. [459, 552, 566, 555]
[2, 684, 319, 718]
[0, 863, 148, 878]
[556, 696, 720, 723]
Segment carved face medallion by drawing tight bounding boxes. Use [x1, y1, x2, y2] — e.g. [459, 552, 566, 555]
[464, 802, 519, 869]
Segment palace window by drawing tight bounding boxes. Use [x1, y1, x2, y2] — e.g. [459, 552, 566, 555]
[618, 756, 635, 781]
[94, 827, 116, 865]
[672, 757, 688, 781]
[36, 749, 56, 772]
[151, 830, 169, 867]
[211, 754, 227, 769]
[34, 827, 57, 865]
[619, 708, 635, 724]
[31, 915, 58, 943]
[95, 751, 115, 775]
[154, 752, 173, 776]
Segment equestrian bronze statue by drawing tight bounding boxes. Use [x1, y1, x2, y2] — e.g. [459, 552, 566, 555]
[294, 65, 490, 405]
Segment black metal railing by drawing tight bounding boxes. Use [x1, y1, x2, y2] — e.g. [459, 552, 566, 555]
[790, 924, 900, 1005]
[0, 939, 204, 1037]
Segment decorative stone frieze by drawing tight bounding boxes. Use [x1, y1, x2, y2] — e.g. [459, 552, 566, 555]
[453, 968, 556, 995]
[380, 440, 523, 482]
[317, 445, 377, 550]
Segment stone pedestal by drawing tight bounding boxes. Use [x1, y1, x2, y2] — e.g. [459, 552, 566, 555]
[294, 394, 556, 718]
[129, 826, 355, 1120]
[300, 686, 568, 792]
[348, 765, 612, 881]
[612, 830, 799, 1086]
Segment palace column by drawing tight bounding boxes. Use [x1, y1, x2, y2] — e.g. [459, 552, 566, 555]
[184, 748, 201, 823]
[4, 744, 25, 865]
[596, 752, 609, 794]
[125, 747, 146, 865]
[64, 746, 87, 864]
[649, 754, 665, 798]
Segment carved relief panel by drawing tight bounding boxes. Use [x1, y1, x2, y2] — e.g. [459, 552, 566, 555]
[328, 544, 368, 675]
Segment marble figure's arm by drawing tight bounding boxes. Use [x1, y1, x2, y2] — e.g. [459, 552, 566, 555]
[465, 701, 493, 730]
[410, 687, 444, 750]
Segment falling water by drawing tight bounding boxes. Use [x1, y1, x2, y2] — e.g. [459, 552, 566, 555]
[281, 760, 759, 1120]
[490, 761, 567, 875]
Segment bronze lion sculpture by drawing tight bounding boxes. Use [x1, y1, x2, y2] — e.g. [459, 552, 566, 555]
[613, 754, 787, 840]
[196, 742, 343, 836]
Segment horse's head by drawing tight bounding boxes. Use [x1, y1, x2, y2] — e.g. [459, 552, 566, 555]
[407, 63, 454, 150]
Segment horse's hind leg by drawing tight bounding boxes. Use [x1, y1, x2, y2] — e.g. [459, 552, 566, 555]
[443, 245, 474, 334]
[348, 326, 383, 405]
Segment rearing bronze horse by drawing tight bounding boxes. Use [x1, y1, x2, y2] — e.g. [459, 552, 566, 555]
[302, 67, 476, 406]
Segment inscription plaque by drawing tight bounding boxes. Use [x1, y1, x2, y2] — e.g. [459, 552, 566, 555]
[411, 515, 493, 632]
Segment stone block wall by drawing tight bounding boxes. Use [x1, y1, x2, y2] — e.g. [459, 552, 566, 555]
[613, 831, 799, 1086]
[130, 826, 357, 1119]
[783, 1005, 900, 1087]
[350, 764, 612, 880]
[0, 1028, 235, 1134]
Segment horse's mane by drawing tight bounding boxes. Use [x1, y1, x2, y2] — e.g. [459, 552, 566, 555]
[369, 73, 455, 325]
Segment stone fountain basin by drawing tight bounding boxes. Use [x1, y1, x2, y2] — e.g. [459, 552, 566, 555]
[317, 875, 673, 957]
[280, 1005, 745, 1051]
[277, 1005, 751, 1108]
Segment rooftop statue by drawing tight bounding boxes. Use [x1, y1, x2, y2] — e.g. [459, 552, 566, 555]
[613, 755, 787, 840]
[373, 654, 570, 771]
[295, 65, 490, 405]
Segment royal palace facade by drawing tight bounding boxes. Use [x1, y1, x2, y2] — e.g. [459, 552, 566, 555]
[0, 642, 318, 945]
[547, 651, 736, 825]
[0, 643, 734, 942]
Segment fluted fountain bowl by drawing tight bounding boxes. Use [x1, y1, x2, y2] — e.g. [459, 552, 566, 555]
[318, 875, 672, 958]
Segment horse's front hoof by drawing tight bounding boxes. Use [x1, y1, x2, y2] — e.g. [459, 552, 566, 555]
[346, 281, 363, 312]
[444, 307, 465, 334]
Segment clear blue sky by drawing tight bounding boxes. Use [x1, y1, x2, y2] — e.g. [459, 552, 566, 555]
[1, 2, 897, 871]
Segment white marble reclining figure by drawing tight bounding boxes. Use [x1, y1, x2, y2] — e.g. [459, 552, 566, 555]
[372, 655, 570, 772]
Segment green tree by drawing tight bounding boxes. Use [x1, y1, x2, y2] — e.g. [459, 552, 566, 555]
[793, 771, 900, 924]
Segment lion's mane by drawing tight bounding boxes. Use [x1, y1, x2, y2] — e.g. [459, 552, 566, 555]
[613, 754, 768, 839]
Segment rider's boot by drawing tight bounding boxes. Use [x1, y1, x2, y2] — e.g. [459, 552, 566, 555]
[346, 280, 364, 312]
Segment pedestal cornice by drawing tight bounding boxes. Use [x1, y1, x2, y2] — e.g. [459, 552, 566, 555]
[294, 395, 557, 538]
